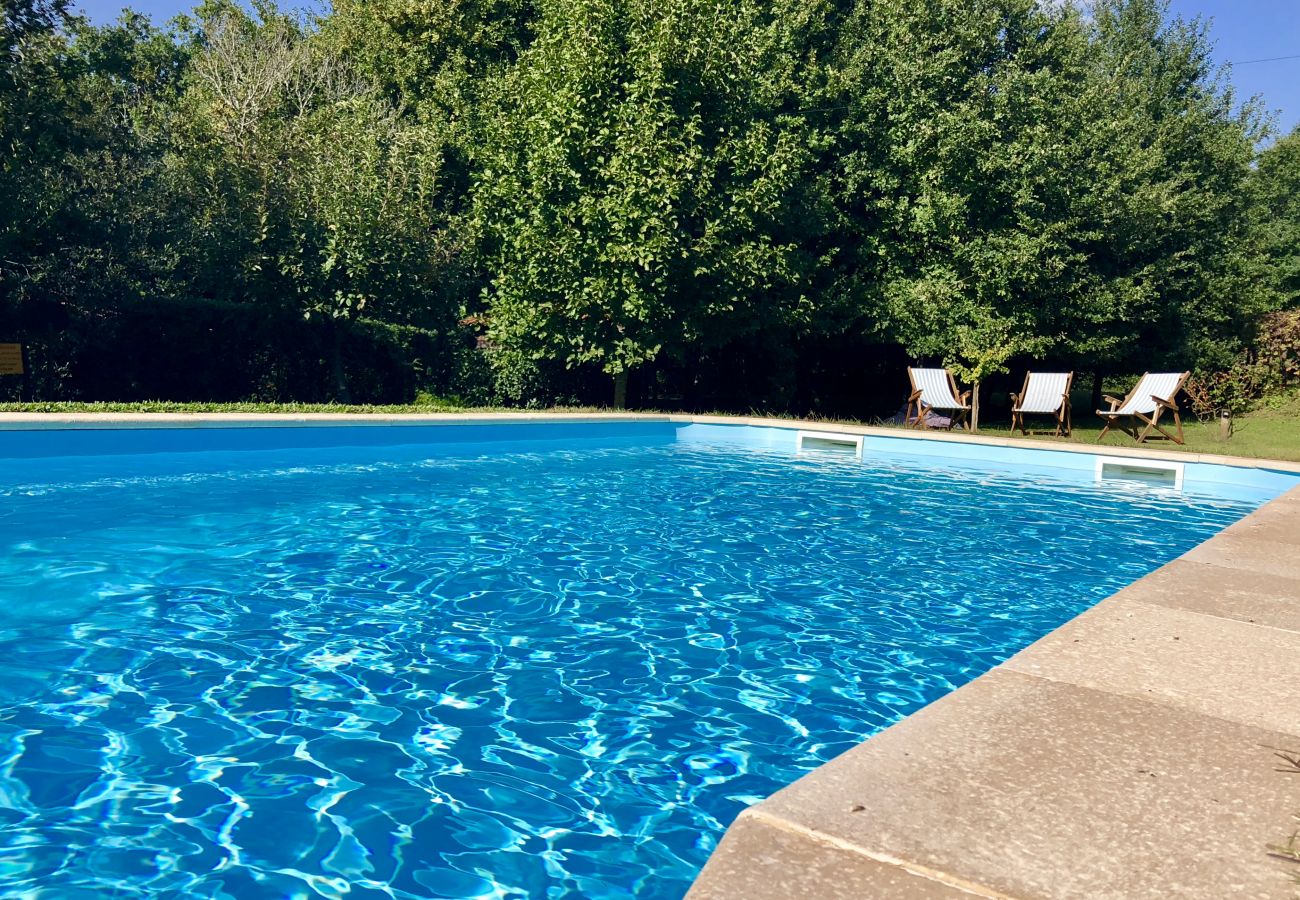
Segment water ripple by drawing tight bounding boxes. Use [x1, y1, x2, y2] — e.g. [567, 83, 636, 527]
[0, 442, 1255, 898]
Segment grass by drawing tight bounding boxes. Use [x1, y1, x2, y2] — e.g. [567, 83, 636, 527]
[1267, 749, 1300, 898]
[2, 391, 1299, 462]
[988, 389, 1300, 463]
[724, 389, 1300, 463]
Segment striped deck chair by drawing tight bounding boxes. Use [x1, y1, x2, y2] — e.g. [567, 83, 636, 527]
[1096, 372, 1190, 445]
[1010, 371, 1073, 437]
[905, 367, 971, 431]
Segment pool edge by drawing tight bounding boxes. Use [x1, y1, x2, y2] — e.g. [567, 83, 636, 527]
[2, 411, 1296, 475]
[674, 413, 1300, 474]
[0, 411, 674, 430]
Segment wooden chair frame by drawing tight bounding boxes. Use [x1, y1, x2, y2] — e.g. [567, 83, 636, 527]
[906, 368, 971, 432]
[1009, 371, 1073, 437]
[1096, 372, 1190, 445]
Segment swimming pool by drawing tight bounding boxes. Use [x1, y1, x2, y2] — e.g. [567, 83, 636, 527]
[0, 420, 1292, 898]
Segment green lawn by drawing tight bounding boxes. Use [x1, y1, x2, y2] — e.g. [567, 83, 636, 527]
[959, 390, 1300, 463]
[3, 393, 1299, 463]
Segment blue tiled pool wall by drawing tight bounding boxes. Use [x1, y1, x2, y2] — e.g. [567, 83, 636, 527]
[673, 423, 1297, 502]
[0, 421, 676, 459]
[0, 422, 681, 487]
[0, 420, 1292, 503]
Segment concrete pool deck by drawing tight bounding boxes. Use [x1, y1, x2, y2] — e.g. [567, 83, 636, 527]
[2, 411, 1298, 897]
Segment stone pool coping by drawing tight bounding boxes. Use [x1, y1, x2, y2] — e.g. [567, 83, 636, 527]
[3, 411, 1299, 896]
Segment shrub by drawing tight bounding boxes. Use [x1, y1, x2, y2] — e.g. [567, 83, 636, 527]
[1256, 310, 1300, 388]
[1186, 309, 1300, 418]
[1186, 357, 1268, 418]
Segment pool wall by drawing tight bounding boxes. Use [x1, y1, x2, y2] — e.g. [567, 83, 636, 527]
[2, 411, 1296, 501]
[675, 421, 1299, 501]
[3, 412, 1299, 898]
[0, 416, 678, 458]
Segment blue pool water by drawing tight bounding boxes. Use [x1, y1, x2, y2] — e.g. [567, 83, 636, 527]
[0, 426, 1273, 898]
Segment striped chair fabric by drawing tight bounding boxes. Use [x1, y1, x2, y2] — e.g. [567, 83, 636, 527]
[1014, 372, 1071, 414]
[1109, 373, 1184, 416]
[910, 368, 964, 409]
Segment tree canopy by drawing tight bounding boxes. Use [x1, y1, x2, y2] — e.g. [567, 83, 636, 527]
[1, 0, 1293, 413]
[1250, 126, 1300, 311]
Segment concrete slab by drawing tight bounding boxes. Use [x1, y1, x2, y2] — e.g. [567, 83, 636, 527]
[686, 811, 987, 899]
[738, 670, 1300, 900]
[1219, 492, 1300, 546]
[1120, 559, 1300, 634]
[0, 411, 670, 430]
[1000, 598, 1300, 735]
[1182, 533, 1300, 581]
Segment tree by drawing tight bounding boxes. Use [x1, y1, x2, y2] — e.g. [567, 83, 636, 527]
[324, 0, 535, 116]
[167, 7, 454, 397]
[825, 0, 1267, 424]
[1058, 0, 1267, 382]
[2, 3, 190, 311]
[2, 0, 77, 281]
[471, 0, 827, 406]
[828, 0, 1082, 428]
[889, 272, 1050, 430]
[1249, 127, 1300, 310]
[1, 0, 1283, 410]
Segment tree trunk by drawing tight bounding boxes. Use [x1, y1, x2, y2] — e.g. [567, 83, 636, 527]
[612, 371, 628, 410]
[330, 319, 351, 404]
[1091, 371, 1103, 412]
[970, 380, 981, 431]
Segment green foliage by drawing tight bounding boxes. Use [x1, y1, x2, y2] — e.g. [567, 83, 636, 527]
[1185, 310, 1300, 417]
[828, 0, 1265, 389]
[168, 9, 454, 324]
[1249, 128, 1300, 310]
[325, 0, 535, 115]
[471, 0, 827, 383]
[1257, 310, 1300, 387]
[839, 0, 1080, 393]
[0, 0, 1291, 413]
[1185, 359, 1269, 418]
[1073, 0, 1267, 372]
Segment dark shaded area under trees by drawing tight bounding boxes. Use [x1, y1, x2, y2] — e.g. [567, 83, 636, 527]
[3, 0, 1298, 417]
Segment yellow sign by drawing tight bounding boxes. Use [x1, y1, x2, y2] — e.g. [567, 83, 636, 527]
[0, 344, 23, 375]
